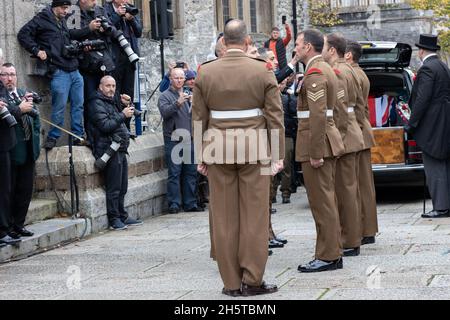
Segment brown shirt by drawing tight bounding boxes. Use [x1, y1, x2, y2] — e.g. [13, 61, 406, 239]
[192, 50, 285, 164]
[296, 55, 344, 162]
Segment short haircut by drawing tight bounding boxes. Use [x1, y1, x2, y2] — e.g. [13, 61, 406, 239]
[300, 29, 324, 54]
[326, 33, 347, 57]
[272, 27, 280, 32]
[2, 63, 15, 68]
[345, 40, 363, 62]
[100, 75, 115, 85]
[170, 68, 185, 78]
[223, 19, 248, 46]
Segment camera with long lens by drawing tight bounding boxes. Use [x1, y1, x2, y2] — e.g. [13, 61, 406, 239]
[63, 39, 106, 58]
[0, 98, 18, 127]
[94, 134, 122, 170]
[96, 15, 140, 64]
[124, 4, 139, 16]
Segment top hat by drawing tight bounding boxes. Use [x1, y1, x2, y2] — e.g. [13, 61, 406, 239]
[415, 34, 440, 51]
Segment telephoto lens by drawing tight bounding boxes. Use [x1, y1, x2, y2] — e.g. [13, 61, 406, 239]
[0, 99, 18, 127]
[116, 32, 140, 64]
[94, 135, 122, 170]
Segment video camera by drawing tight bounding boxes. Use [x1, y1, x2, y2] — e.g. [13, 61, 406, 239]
[63, 39, 106, 58]
[96, 16, 140, 65]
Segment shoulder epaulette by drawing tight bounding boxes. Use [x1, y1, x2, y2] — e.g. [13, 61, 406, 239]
[306, 68, 323, 76]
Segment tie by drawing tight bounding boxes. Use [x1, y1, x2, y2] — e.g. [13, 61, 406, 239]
[12, 92, 31, 141]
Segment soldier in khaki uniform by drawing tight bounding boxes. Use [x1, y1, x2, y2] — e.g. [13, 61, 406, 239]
[345, 40, 378, 245]
[322, 33, 365, 256]
[345, 40, 378, 244]
[294, 30, 345, 272]
[192, 20, 285, 296]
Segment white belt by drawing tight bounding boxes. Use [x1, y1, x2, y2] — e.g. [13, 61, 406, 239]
[348, 107, 355, 113]
[210, 108, 263, 119]
[297, 109, 333, 119]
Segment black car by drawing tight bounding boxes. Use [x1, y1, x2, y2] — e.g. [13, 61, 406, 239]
[359, 41, 424, 187]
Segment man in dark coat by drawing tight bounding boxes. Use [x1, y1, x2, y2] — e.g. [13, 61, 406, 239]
[406, 34, 450, 218]
[88, 75, 143, 230]
[264, 24, 292, 70]
[0, 63, 40, 238]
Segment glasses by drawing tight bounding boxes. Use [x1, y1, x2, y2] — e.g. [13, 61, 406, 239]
[0, 73, 16, 77]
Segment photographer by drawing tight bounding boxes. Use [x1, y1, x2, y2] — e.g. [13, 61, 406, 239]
[158, 68, 202, 214]
[105, 0, 142, 130]
[87, 75, 142, 230]
[0, 68, 21, 246]
[72, 0, 116, 134]
[17, 0, 99, 149]
[264, 20, 292, 70]
[0, 63, 41, 239]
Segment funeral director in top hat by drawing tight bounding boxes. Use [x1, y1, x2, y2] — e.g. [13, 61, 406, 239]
[406, 34, 450, 219]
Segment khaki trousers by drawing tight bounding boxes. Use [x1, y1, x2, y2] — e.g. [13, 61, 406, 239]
[208, 163, 270, 290]
[302, 158, 342, 261]
[335, 152, 361, 248]
[357, 149, 378, 237]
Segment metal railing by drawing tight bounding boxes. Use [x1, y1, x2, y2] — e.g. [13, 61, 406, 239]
[330, 0, 407, 8]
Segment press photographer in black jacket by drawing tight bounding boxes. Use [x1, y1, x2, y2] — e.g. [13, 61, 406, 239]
[0, 82, 21, 246]
[17, 0, 100, 149]
[71, 0, 116, 136]
[87, 76, 142, 230]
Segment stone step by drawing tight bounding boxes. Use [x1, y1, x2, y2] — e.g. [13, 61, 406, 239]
[24, 199, 59, 225]
[0, 218, 91, 263]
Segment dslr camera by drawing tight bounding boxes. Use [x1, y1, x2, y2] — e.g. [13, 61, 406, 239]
[96, 15, 140, 65]
[63, 39, 106, 58]
[0, 98, 18, 127]
[176, 61, 185, 69]
[123, 4, 139, 16]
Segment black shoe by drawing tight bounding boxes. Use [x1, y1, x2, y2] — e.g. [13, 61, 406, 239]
[73, 139, 89, 147]
[185, 206, 204, 212]
[8, 231, 21, 239]
[269, 239, 284, 249]
[282, 196, 291, 204]
[343, 247, 360, 257]
[361, 236, 376, 245]
[241, 281, 278, 296]
[122, 217, 143, 226]
[268, 249, 273, 256]
[44, 137, 57, 150]
[14, 227, 34, 237]
[270, 208, 277, 214]
[421, 209, 450, 218]
[271, 197, 277, 204]
[274, 235, 288, 244]
[0, 235, 22, 245]
[298, 258, 343, 273]
[168, 207, 180, 214]
[109, 220, 128, 231]
[222, 288, 242, 297]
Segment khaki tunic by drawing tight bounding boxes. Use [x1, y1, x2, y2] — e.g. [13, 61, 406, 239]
[295, 55, 344, 261]
[192, 50, 285, 289]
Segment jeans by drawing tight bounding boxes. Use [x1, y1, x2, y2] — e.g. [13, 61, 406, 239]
[49, 69, 84, 140]
[164, 137, 198, 210]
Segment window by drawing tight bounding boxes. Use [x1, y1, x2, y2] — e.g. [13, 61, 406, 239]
[216, 0, 273, 34]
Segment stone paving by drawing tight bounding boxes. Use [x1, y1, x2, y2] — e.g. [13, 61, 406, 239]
[1, 187, 450, 300]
